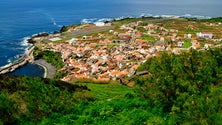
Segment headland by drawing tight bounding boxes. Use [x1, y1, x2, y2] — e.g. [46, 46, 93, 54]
[2, 17, 222, 81]
[28, 16, 222, 82]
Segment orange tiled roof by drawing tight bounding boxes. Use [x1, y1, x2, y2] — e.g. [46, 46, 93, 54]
[192, 39, 198, 43]
[136, 39, 147, 43]
[132, 65, 139, 70]
[193, 44, 200, 49]
[110, 70, 120, 76]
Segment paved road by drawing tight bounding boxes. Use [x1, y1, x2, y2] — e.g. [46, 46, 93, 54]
[34, 59, 56, 79]
[63, 26, 114, 38]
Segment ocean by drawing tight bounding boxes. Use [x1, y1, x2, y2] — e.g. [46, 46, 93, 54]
[0, 0, 222, 77]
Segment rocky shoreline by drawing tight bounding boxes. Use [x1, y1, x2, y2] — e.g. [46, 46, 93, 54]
[0, 45, 35, 75]
[0, 32, 57, 78]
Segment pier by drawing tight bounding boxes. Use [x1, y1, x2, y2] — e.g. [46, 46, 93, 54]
[0, 45, 35, 74]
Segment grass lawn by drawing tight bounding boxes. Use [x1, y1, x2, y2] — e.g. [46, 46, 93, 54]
[183, 39, 192, 48]
[76, 83, 135, 101]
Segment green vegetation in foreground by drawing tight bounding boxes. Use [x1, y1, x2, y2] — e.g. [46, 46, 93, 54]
[137, 48, 222, 124]
[0, 75, 90, 124]
[40, 95, 154, 125]
[1, 48, 222, 124]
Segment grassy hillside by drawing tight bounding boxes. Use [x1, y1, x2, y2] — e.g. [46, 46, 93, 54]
[0, 75, 90, 124]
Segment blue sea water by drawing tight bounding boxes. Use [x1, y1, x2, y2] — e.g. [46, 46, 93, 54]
[0, 0, 222, 77]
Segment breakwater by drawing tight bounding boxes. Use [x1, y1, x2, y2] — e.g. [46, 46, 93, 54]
[0, 45, 35, 74]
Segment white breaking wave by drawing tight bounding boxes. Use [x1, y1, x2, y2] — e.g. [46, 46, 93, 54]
[81, 18, 114, 27]
[0, 36, 32, 68]
[140, 13, 153, 17]
[81, 16, 133, 24]
[0, 62, 12, 69]
[20, 37, 30, 47]
[51, 18, 62, 27]
[97, 18, 113, 22]
[116, 16, 126, 20]
[81, 18, 113, 24]
[160, 15, 180, 18]
[81, 18, 98, 24]
[182, 14, 192, 17]
[80, 13, 211, 25]
[7, 59, 11, 63]
[14, 54, 22, 59]
[51, 18, 57, 26]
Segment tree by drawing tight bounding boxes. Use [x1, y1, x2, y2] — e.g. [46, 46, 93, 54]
[136, 49, 222, 124]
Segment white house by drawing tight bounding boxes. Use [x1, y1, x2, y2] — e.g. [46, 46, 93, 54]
[109, 30, 114, 33]
[49, 37, 62, 42]
[196, 32, 213, 39]
[177, 41, 184, 48]
[149, 47, 156, 54]
[187, 34, 192, 38]
[204, 44, 212, 49]
[68, 38, 78, 45]
[82, 36, 87, 39]
[94, 22, 105, 27]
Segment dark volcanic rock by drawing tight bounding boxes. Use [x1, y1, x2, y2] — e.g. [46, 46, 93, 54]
[27, 32, 49, 43]
[27, 38, 35, 44]
[60, 25, 70, 33]
[53, 31, 60, 34]
[33, 32, 49, 37]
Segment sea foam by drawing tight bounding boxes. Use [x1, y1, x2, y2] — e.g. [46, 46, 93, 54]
[80, 13, 211, 25]
[20, 37, 30, 47]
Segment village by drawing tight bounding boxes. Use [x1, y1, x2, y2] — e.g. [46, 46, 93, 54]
[32, 18, 222, 82]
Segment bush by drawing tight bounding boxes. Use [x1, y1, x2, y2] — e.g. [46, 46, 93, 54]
[34, 48, 64, 70]
[0, 92, 19, 124]
[0, 75, 89, 124]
